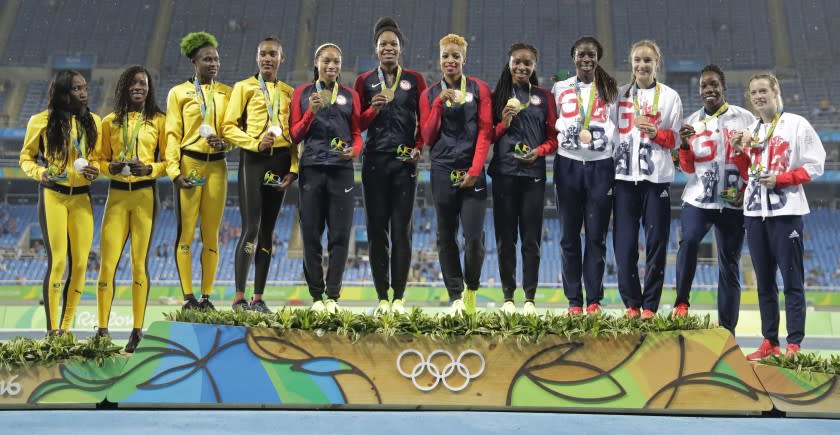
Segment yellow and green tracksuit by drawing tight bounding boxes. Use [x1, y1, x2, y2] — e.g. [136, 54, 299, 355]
[222, 75, 298, 295]
[94, 111, 167, 329]
[19, 110, 103, 331]
[165, 79, 232, 298]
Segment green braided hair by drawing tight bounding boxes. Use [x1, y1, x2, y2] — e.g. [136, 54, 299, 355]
[180, 32, 219, 59]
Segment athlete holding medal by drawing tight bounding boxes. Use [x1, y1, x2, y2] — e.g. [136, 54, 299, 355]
[223, 37, 297, 313]
[94, 65, 166, 351]
[612, 40, 682, 319]
[19, 70, 102, 334]
[291, 43, 363, 314]
[165, 32, 232, 311]
[551, 37, 619, 316]
[489, 42, 558, 315]
[730, 73, 825, 360]
[419, 34, 493, 315]
[354, 18, 426, 315]
[671, 65, 755, 332]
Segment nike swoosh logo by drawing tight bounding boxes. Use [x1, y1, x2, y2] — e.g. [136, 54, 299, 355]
[371, 83, 380, 89]
[534, 178, 542, 182]
[344, 187, 354, 193]
[474, 187, 485, 192]
[410, 173, 417, 178]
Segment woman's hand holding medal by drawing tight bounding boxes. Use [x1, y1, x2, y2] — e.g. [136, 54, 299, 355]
[259, 131, 275, 152]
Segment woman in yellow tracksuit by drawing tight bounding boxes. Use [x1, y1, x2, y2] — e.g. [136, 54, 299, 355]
[222, 37, 297, 313]
[165, 32, 232, 311]
[19, 70, 102, 334]
[94, 65, 166, 352]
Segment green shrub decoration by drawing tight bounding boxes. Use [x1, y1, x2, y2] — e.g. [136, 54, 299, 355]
[0, 333, 123, 371]
[759, 352, 840, 375]
[167, 308, 714, 344]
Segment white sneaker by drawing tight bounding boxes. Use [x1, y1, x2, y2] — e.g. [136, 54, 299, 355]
[325, 299, 339, 314]
[449, 299, 466, 316]
[312, 300, 326, 313]
[523, 301, 537, 316]
[374, 300, 390, 315]
[391, 299, 407, 315]
[501, 301, 516, 314]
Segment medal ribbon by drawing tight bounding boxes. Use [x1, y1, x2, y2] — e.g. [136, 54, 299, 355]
[441, 75, 467, 107]
[511, 83, 531, 111]
[751, 111, 781, 148]
[193, 78, 215, 125]
[575, 77, 597, 131]
[377, 65, 403, 94]
[696, 102, 729, 128]
[632, 80, 660, 119]
[121, 113, 144, 160]
[258, 74, 281, 127]
[71, 117, 87, 159]
[315, 80, 339, 105]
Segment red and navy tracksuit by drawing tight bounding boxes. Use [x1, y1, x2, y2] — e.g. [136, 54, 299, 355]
[419, 76, 493, 300]
[354, 68, 426, 301]
[290, 81, 363, 301]
[489, 84, 557, 301]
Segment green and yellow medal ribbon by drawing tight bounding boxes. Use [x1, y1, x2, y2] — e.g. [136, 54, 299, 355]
[441, 75, 467, 107]
[121, 113, 143, 161]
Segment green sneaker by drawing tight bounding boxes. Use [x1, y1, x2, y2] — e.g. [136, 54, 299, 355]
[312, 300, 326, 313]
[463, 288, 478, 314]
[523, 301, 537, 316]
[325, 299, 339, 314]
[500, 301, 516, 314]
[374, 299, 391, 315]
[449, 299, 466, 316]
[391, 299, 407, 315]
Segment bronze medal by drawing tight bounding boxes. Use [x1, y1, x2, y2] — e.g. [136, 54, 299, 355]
[579, 129, 592, 144]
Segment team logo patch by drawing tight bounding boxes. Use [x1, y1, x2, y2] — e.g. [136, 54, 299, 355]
[399, 79, 412, 90]
[179, 244, 191, 253]
[530, 95, 542, 105]
[336, 94, 348, 105]
[465, 92, 474, 103]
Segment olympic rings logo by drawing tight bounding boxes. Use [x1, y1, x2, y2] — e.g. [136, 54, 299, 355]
[395, 349, 486, 392]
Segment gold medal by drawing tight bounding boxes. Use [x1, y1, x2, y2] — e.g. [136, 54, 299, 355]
[453, 90, 465, 104]
[318, 89, 333, 106]
[579, 129, 592, 144]
[380, 87, 394, 102]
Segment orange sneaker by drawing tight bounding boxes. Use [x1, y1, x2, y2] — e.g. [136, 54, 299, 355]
[586, 303, 602, 314]
[672, 303, 689, 317]
[640, 309, 656, 320]
[785, 343, 800, 358]
[625, 307, 641, 318]
[746, 339, 781, 361]
[567, 306, 583, 315]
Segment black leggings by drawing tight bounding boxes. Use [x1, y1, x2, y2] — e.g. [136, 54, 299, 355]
[234, 148, 291, 295]
[491, 173, 545, 300]
[362, 153, 417, 300]
[430, 169, 487, 300]
[299, 165, 355, 301]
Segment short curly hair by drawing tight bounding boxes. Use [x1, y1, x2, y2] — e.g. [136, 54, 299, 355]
[180, 32, 218, 59]
[439, 34, 467, 55]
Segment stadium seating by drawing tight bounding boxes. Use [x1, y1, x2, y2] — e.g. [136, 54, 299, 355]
[2, 202, 838, 291]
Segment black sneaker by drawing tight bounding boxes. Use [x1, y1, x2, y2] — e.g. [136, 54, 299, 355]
[250, 298, 272, 314]
[232, 299, 251, 311]
[198, 297, 216, 312]
[124, 328, 144, 353]
[96, 327, 109, 337]
[182, 297, 201, 310]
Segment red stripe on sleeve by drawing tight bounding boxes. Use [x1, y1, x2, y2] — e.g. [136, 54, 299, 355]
[469, 79, 493, 177]
[290, 84, 315, 144]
